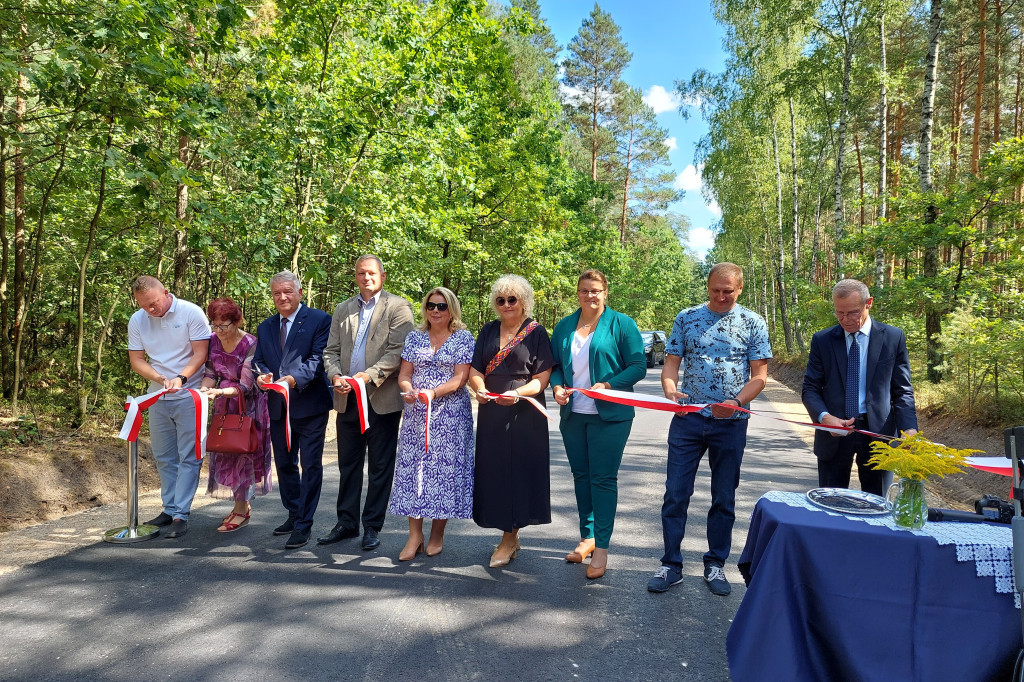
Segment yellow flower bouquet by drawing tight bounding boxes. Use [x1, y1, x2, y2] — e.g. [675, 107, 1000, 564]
[867, 432, 982, 528]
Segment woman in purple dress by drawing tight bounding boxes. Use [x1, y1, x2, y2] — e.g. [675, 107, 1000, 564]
[389, 287, 475, 561]
[199, 298, 272, 532]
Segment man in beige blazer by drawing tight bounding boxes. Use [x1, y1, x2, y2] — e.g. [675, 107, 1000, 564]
[318, 255, 414, 550]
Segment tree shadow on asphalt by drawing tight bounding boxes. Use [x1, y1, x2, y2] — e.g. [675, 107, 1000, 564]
[0, 380, 822, 681]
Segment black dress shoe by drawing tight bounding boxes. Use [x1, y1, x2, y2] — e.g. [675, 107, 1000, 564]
[285, 529, 311, 549]
[165, 519, 188, 538]
[273, 517, 296, 536]
[317, 524, 359, 545]
[145, 512, 173, 527]
[361, 528, 380, 551]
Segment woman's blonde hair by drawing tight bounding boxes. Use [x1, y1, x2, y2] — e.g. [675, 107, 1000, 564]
[417, 287, 467, 332]
[490, 274, 535, 318]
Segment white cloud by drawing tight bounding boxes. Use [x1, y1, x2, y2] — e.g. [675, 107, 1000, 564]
[643, 85, 681, 114]
[673, 164, 703, 192]
[664, 137, 678, 151]
[707, 199, 722, 217]
[688, 226, 717, 256]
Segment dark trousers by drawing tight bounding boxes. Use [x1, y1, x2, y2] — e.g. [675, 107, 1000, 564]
[817, 420, 893, 496]
[271, 410, 329, 533]
[661, 414, 748, 569]
[335, 402, 401, 532]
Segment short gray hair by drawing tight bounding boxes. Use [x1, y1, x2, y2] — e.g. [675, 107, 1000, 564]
[270, 271, 302, 290]
[490, 274, 535, 318]
[832, 278, 870, 303]
[355, 254, 385, 274]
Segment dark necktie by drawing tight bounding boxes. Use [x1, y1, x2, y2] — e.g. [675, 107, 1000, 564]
[845, 332, 860, 419]
[280, 317, 289, 351]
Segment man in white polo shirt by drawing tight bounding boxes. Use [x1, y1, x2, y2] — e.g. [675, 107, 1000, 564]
[127, 275, 211, 538]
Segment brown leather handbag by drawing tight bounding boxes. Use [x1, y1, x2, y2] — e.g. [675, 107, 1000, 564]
[206, 390, 258, 454]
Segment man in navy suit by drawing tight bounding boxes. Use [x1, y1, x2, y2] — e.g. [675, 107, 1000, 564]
[253, 271, 333, 549]
[802, 279, 918, 496]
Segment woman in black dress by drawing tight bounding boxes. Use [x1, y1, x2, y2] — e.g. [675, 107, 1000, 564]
[467, 275, 555, 568]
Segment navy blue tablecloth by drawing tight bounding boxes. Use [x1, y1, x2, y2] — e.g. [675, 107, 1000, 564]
[727, 497, 1021, 682]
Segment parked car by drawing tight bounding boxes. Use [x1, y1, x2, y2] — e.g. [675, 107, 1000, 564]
[640, 330, 667, 368]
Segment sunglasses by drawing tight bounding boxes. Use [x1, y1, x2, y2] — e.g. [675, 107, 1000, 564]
[425, 301, 449, 312]
[495, 296, 518, 307]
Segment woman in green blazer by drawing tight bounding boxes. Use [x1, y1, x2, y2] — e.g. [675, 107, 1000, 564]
[550, 269, 646, 579]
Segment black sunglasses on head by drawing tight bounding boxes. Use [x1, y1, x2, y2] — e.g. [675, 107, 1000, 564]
[495, 296, 518, 307]
[425, 301, 449, 311]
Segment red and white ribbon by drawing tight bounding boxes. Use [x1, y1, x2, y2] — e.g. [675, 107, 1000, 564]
[967, 456, 1014, 476]
[566, 387, 890, 439]
[341, 376, 370, 434]
[119, 388, 209, 460]
[262, 380, 292, 451]
[483, 392, 554, 423]
[401, 391, 433, 452]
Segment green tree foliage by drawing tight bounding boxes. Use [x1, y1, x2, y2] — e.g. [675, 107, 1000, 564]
[681, 0, 1024, 418]
[0, 0, 700, 424]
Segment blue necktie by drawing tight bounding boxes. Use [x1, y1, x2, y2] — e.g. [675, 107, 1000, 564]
[845, 332, 860, 419]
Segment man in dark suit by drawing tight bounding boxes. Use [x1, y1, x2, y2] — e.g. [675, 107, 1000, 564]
[802, 278, 918, 496]
[318, 255, 413, 550]
[253, 271, 333, 550]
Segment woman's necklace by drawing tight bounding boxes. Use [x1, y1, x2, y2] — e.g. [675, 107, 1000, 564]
[429, 331, 450, 353]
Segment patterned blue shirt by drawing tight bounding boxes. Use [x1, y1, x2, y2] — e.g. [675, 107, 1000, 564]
[666, 303, 772, 419]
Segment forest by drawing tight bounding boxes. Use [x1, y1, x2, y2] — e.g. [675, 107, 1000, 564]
[1, 0, 1022, 435]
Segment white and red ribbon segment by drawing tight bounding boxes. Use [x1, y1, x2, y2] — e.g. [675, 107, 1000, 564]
[262, 380, 292, 450]
[119, 388, 209, 460]
[341, 376, 370, 434]
[566, 387, 889, 439]
[483, 392, 555, 423]
[966, 457, 1014, 476]
[401, 391, 433, 452]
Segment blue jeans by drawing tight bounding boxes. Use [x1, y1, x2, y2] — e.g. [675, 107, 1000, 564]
[661, 414, 749, 569]
[148, 396, 203, 520]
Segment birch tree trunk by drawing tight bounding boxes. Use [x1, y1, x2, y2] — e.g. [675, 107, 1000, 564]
[772, 117, 794, 352]
[920, 0, 944, 382]
[876, 8, 888, 287]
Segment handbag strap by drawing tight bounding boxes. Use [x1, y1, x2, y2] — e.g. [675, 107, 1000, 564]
[485, 321, 539, 377]
[216, 384, 246, 415]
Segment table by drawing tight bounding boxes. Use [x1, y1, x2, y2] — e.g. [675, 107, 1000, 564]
[727, 492, 1022, 682]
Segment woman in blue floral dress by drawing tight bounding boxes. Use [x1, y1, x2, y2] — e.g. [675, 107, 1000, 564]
[389, 287, 475, 560]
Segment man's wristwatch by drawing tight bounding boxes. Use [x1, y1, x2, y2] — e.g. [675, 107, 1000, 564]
[175, 374, 188, 384]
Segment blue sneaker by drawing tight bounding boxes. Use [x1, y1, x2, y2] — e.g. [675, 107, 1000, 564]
[704, 563, 731, 596]
[647, 565, 683, 593]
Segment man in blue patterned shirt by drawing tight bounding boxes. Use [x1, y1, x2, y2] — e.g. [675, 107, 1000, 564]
[647, 262, 772, 596]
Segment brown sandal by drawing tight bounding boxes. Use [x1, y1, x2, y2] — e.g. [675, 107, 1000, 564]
[217, 511, 250, 532]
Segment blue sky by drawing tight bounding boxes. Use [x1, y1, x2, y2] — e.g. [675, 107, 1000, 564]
[534, 0, 727, 257]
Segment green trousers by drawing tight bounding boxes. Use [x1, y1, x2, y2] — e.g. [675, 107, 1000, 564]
[559, 413, 633, 549]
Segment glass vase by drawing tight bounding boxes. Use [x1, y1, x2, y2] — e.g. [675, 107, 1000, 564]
[886, 478, 928, 529]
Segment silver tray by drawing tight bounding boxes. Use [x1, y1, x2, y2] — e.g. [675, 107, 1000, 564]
[806, 488, 890, 515]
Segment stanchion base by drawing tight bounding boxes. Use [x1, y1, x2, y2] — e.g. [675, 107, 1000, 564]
[103, 524, 161, 544]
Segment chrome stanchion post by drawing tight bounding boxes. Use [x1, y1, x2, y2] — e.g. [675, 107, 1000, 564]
[104, 440, 160, 543]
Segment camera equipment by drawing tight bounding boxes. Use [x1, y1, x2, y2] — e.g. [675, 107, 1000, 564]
[975, 494, 1015, 524]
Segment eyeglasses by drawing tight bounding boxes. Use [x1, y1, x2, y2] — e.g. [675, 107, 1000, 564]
[425, 301, 449, 312]
[495, 296, 518, 307]
[834, 309, 865, 319]
[211, 323, 234, 331]
[578, 289, 604, 296]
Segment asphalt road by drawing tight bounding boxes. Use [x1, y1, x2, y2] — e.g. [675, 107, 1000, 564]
[0, 372, 820, 681]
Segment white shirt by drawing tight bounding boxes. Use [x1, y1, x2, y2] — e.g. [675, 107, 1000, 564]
[127, 295, 211, 395]
[570, 331, 598, 414]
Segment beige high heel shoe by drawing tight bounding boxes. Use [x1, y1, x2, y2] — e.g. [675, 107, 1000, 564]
[566, 538, 596, 563]
[489, 538, 521, 568]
